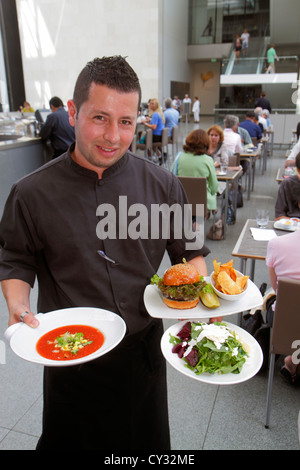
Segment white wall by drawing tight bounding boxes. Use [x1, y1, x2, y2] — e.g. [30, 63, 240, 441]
[190, 61, 221, 116]
[16, 0, 161, 109]
[270, 0, 300, 44]
[162, 0, 190, 102]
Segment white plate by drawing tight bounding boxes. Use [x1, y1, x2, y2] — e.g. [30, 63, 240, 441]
[210, 270, 248, 302]
[144, 277, 263, 319]
[273, 220, 298, 232]
[161, 321, 263, 385]
[4, 307, 126, 367]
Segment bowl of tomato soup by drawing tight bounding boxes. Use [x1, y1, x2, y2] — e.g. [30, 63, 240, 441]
[4, 307, 126, 367]
[36, 324, 105, 361]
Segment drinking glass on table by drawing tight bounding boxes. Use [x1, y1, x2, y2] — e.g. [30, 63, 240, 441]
[220, 164, 228, 175]
[256, 209, 269, 228]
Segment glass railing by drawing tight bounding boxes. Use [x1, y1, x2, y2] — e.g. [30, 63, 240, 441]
[222, 55, 299, 75]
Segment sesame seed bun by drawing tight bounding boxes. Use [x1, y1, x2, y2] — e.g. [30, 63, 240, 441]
[163, 263, 200, 287]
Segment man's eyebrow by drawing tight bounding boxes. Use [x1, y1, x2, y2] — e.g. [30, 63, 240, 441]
[92, 110, 137, 120]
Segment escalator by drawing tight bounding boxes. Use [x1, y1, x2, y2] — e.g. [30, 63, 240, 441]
[223, 37, 268, 75]
[221, 37, 298, 85]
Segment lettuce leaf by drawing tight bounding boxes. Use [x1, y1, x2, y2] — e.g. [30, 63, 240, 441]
[150, 274, 206, 300]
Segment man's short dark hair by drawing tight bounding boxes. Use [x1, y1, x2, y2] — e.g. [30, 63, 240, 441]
[73, 56, 142, 113]
[49, 96, 64, 108]
[246, 110, 255, 118]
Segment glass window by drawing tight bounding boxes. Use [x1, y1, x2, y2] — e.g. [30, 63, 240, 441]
[188, 0, 269, 45]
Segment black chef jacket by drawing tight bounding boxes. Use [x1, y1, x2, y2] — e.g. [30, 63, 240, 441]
[0, 144, 210, 450]
[0, 144, 209, 334]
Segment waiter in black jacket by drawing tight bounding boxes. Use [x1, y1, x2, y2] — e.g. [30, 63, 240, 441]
[0, 56, 210, 450]
[40, 96, 75, 158]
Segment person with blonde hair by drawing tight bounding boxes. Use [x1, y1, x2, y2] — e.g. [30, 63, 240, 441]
[144, 98, 165, 143]
[20, 101, 34, 112]
[207, 124, 229, 167]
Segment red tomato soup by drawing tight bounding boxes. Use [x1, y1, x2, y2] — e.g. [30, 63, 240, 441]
[36, 325, 105, 361]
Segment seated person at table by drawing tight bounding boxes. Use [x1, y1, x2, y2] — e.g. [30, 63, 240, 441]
[172, 129, 219, 216]
[223, 115, 248, 172]
[255, 107, 268, 132]
[239, 111, 263, 141]
[262, 109, 271, 128]
[144, 98, 165, 143]
[223, 115, 243, 155]
[275, 152, 300, 220]
[163, 98, 179, 138]
[207, 125, 229, 167]
[285, 136, 300, 168]
[20, 101, 34, 113]
[238, 125, 252, 146]
[266, 227, 300, 384]
[39, 96, 75, 159]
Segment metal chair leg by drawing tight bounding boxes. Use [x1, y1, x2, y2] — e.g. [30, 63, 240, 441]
[265, 353, 275, 428]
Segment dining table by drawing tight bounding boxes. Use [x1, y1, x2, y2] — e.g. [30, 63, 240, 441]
[265, 129, 274, 156]
[216, 165, 243, 239]
[260, 137, 268, 174]
[240, 147, 262, 200]
[276, 166, 297, 183]
[231, 218, 288, 281]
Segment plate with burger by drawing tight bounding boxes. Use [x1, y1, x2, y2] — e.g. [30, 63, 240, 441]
[144, 260, 263, 319]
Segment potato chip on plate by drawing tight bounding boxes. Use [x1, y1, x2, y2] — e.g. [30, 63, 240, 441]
[210, 259, 249, 301]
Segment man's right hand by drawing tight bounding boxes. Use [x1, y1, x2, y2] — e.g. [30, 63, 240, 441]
[1, 279, 40, 328]
[13, 310, 39, 328]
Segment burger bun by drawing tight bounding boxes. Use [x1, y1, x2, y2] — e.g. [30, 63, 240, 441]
[162, 296, 199, 310]
[163, 263, 200, 286]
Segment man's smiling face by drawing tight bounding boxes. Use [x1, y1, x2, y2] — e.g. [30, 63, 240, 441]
[68, 83, 139, 177]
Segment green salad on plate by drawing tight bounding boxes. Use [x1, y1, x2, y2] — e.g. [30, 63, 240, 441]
[170, 321, 248, 375]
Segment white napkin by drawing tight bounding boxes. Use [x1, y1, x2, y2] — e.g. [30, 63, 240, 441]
[250, 227, 278, 241]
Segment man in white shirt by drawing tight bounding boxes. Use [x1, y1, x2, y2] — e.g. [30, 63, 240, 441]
[182, 94, 192, 122]
[241, 29, 250, 56]
[192, 97, 200, 123]
[223, 115, 243, 154]
[285, 137, 300, 168]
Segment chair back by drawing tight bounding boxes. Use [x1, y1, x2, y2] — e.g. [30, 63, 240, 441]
[171, 125, 178, 144]
[161, 127, 169, 147]
[229, 152, 240, 166]
[251, 137, 258, 146]
[177, 176, 207, 217]
[131, 134, 137, 153]
[170, 126, 179, 160]
[271, 278, 300, 356]
[145, 128, 153, 149]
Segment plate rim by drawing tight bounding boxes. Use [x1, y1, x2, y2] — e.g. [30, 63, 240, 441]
[144, 278, 263, 319]
[161, 320, 263, 385]
[7, 307, 126, 367]
[273, 220, 296, 232]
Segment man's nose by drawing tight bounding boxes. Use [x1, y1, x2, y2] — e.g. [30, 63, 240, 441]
[104, 122, 119, 143]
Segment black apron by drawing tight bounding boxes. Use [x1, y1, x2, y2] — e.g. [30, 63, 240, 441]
[36, 320, 170, 450]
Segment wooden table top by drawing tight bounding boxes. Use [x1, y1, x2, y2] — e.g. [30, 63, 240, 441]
[232, 219, 286, 261]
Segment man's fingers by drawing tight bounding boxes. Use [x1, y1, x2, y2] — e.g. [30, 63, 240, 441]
[21, 311, 39, 328]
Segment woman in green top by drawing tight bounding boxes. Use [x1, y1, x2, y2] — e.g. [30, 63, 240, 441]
[173, 129, 219, 213]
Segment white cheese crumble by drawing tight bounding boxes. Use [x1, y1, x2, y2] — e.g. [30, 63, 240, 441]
[193, 323, 233, 350]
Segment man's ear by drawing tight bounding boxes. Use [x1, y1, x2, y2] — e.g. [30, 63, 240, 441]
[67, 100, 77, 127]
